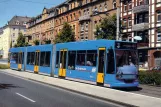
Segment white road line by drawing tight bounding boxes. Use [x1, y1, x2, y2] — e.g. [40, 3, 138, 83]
[16, 92, 36, 103]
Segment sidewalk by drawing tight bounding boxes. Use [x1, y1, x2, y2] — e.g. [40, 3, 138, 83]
[1, 69, 161, 107]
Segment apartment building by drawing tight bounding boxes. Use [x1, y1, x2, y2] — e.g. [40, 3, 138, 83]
[120, 0, 161, 69]
[26, 7, 55, 45]
[54, 0, 120, 41]
[0, 16, 30, 59]
[26, 0, 120, 43]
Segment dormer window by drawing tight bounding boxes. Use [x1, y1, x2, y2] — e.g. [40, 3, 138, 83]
[16, 21, 20, 25]
[23, 22, 26, 25]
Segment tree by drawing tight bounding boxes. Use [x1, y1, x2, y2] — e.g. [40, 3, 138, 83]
[54, 22, 75, 44]
[94, 14, 116, 40]
[14, 32, 28, 47]
[33, 40, 39, 45]
[44, 39, 51, 44]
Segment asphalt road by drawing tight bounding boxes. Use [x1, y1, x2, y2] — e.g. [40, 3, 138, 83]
[0, 72, 123, 107]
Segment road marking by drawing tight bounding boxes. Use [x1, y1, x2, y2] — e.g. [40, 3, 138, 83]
[16, 92, 36, 103]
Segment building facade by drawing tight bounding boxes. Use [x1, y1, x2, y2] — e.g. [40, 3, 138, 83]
[0, 16, 30, 59]
[26, 0, 120, 43]
[120, 0, 161, 69]
[26, 7, 55, 45]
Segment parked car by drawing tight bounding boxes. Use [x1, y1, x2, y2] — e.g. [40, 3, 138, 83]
[152, 66, 161, 71]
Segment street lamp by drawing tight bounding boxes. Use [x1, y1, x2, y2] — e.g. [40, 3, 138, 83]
[92, 10, 109, 19]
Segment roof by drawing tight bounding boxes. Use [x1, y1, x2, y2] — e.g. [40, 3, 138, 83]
[8, 16, 31, 26]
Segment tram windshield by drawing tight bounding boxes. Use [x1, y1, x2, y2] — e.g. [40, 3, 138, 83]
[115, 50, 138, 69]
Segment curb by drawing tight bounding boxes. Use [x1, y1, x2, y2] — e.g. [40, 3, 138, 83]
[1, 70, 137, 107]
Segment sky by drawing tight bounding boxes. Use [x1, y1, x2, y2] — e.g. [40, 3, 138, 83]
[0, 0, 65, 27]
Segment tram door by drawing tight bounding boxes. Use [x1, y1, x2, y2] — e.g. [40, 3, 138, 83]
[18, 52, 23, 70]
[59, 49, 67, 77]
[34, 51, 40, 73]
[97, 48, 106, 84]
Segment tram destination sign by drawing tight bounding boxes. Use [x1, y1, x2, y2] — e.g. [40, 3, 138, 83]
[115, 42, 137, 49]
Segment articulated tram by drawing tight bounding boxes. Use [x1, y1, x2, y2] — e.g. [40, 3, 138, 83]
[9, 40, 139, 88]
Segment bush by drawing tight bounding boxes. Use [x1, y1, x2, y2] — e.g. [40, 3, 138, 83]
[139, 71, 161, 86]
[0, 64, 9, 69]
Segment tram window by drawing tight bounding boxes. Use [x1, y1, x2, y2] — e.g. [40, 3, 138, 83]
[86, 50, 97, 66]
[76, 50, 86, 66]
[40, 52, 45, 66]
[45, 52, 51, 67]
[68, 51, 76, 70]
[11, 53, 18, 64]
[107, 49, 115, 74]
[40, 51, 51, 67]
[27, 52, 35, 65]
[55, 51, 59, 68]
[27, 52, 31, 64]
[22, 52, 24, 64]
[31, 52, 35, 65]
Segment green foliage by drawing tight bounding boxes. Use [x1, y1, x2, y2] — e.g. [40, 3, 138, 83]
[94, 14, 116, 40]
[44, 39, 51, 44]
[33, 40, 40, 45]
[0, 64, 9, 69]
[139, 71, 161, 86]
[14, 32, 26, 47]
[54, 22, 75, 44]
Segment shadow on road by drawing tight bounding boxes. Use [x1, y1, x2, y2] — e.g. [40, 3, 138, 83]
[113, 87, 143, 92]
[0, 83, 21, 90]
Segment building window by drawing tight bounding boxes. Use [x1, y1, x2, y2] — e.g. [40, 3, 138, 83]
[85, 23, 88, 31]
[123, 19, 127, 28]
[138, 14, 143, 23]
[157, 28, 161, 41]
[157, 0, 161, 3]
[87, 9, 89, 15]
[100, 5, 102, 12]
[95, 6, 98, 12]
[73, 13, 76, 20]
[138, 0, 143, 5]
[113, 0, 116, 9]
[128, 18, 132, 27]
[157, 11, 161, 22]
[104, 3, 107, 11]
[16, 21, 20, 25]
[84, 10, 86, 15]
[23, 22, 26, 25]
[13, 33, 15, 37]
[124, 4, 127, 12]
[70, 14, 72, 21]
[145, 13, 149, 22]
[129, 2, 132, 11]
[81, 24, 84, 31]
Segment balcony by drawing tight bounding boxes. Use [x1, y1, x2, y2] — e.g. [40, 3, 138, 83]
[133, 5, 149, 13]
[79, 15, 90, 22]
[132, 23, 149, 31]
[137, 43, 149, 48]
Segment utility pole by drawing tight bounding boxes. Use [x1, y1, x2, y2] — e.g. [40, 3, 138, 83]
[116, 7, 120, 41]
